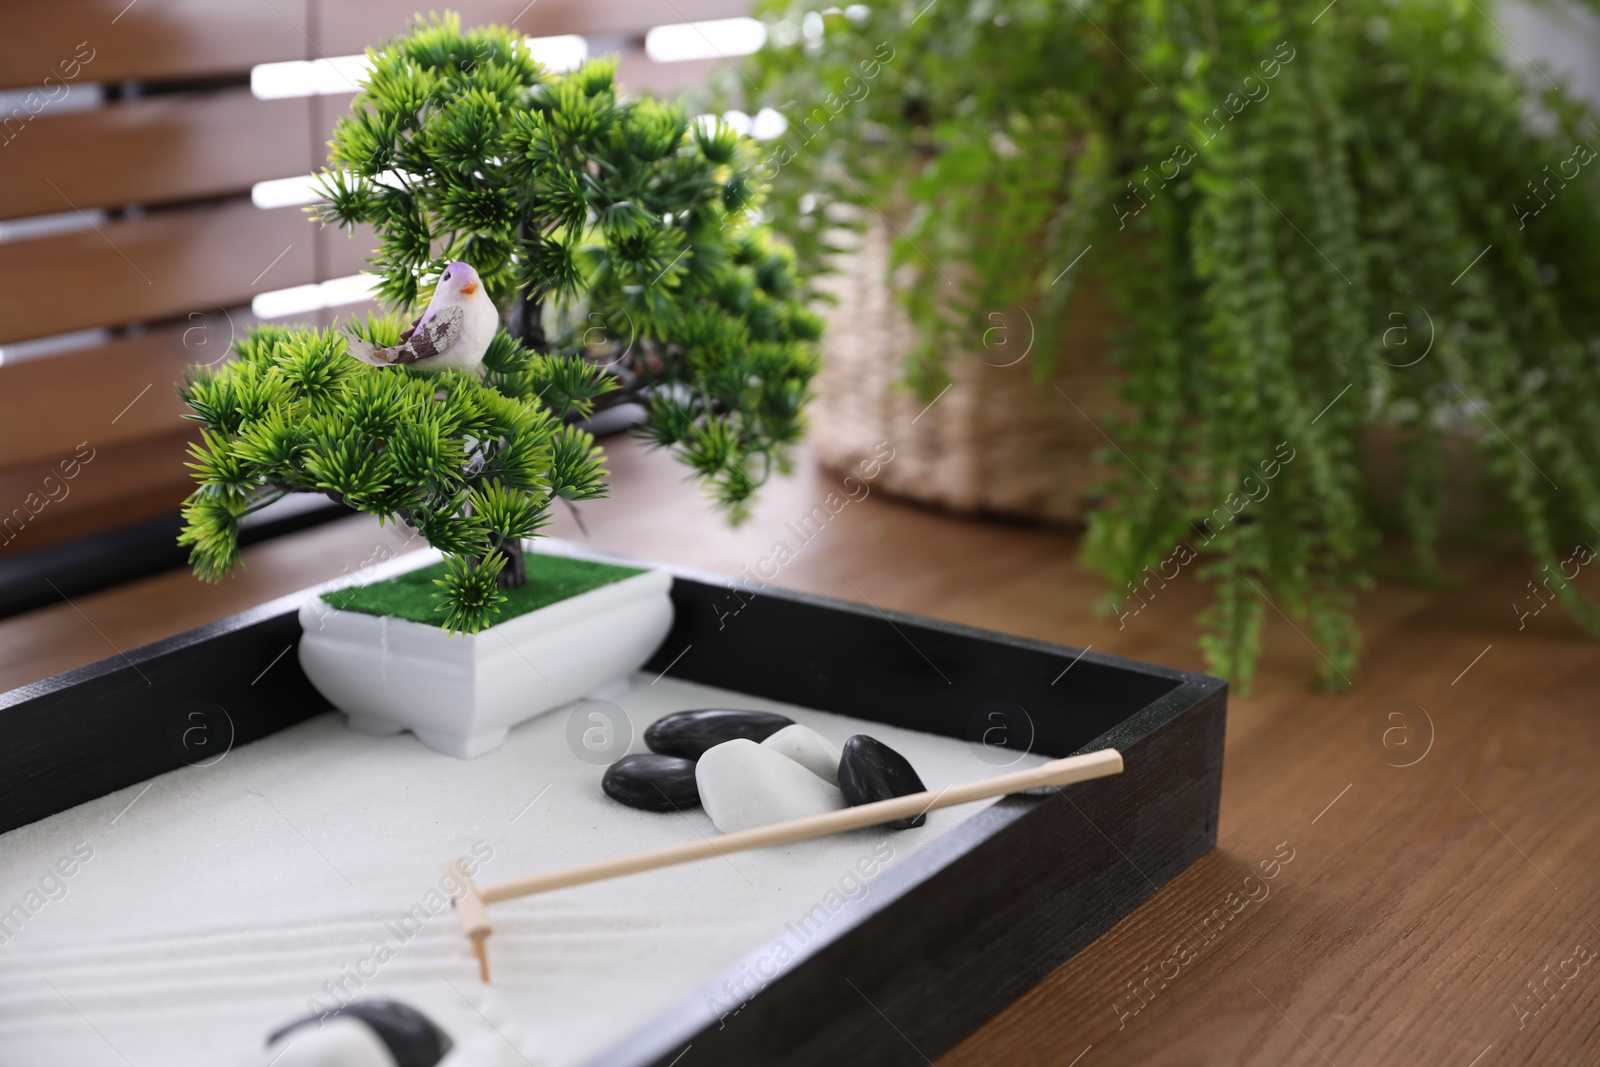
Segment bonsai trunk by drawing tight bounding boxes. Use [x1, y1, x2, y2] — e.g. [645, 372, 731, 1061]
[508, 228, 647, 422]
[508, 289, 546, 352]
[508, 224, 547, 353]
[493, 536, 528, 589]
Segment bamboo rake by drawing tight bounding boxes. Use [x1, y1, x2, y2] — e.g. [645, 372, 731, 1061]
[444, 747, 1124, 981]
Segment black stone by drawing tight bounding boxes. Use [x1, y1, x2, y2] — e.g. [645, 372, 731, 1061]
[267, 999, 453, 1067]
[643, 708, 794, 760]
[839, 735, 928, 829]
[602, 753, 701, 812]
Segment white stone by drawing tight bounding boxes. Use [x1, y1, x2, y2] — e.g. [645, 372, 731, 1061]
[696, 739, 844, 833]
[761, 723, 842, 783]
[264, 1016, 392, 1067]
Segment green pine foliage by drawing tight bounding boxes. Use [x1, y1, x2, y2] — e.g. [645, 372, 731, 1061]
[735, 0, 1600, 690]
[313, 12, 821, 516]
[178, 321, 603, 632]
[179, 13, 820, 633]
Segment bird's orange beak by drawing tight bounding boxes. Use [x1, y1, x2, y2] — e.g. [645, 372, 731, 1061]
[460, 283, 479, 295]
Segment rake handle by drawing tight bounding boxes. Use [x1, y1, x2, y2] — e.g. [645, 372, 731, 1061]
[480, 748, 1122, 904]
[446, 747, 1124, 981]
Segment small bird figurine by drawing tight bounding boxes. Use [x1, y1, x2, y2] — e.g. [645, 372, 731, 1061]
[343, 262, 499, 372]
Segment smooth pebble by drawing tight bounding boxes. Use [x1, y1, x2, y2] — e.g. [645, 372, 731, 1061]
[696, 738, 844, 833]
[267, 1000, 453, 1067]
[644, 708, 794, 760]
[760, 723, 842, 783]
[602, 753, 700, 812]
[838, 735, 929, 829]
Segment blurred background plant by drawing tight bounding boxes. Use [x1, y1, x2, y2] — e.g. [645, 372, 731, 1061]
[729, 0, 1600, 690]
[178, 14, 820, 631]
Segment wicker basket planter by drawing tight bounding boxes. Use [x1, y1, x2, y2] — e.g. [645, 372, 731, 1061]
[810, 220, 1122, 525]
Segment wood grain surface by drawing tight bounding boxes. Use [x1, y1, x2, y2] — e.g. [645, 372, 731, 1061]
[1, 436, 1596, 1066]
[0, 326, 202, 468]
[0, 203, 316, 344]
[0, 427, 198, 556]
[318, 0, 750, 52]
[0, 0, 308, 91]
[0, 91, 314, 220]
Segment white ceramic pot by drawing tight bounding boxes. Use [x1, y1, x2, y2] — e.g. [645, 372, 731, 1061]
[296, 565, 674, 758]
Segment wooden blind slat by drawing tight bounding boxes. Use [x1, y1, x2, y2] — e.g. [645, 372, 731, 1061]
[0, 91, 315, 220]
[0, 1, 309, 92]
[0, 427, 198, 558]
[0, 203, 317, 345]
[319, 0, 751, 54]
[317, 220, 377, 280]
[0, 328, 213, 468]
[614, 54, 721, 96]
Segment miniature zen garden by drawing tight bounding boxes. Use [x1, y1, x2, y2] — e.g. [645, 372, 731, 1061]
[126, 2, 1600, 1063]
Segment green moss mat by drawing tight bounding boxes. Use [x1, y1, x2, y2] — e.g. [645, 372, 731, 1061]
[321, 554, 646, 628]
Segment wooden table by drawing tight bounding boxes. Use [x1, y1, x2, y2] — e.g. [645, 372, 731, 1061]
[4, 437, 1597, 1066]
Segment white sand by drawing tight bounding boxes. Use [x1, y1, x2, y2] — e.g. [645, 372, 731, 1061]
[0, 675, 1043, 1067]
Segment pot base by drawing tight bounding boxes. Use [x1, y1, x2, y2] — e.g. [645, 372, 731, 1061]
[299, 562, 673, 758]
[345, 715, 405, 737]
[412, 724, 510, 759]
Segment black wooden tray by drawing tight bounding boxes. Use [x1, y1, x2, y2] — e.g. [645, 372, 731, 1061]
[0, 552, 1227, 1067]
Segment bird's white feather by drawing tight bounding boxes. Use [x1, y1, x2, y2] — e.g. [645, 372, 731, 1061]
[339, 265, 498, 372]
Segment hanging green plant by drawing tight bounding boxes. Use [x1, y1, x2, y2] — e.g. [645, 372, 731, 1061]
[735, 0, 1600, 690]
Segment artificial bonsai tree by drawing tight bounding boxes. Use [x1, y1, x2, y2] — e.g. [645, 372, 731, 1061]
[179, 13, 820, 633]
[733, 0, 1600, 689]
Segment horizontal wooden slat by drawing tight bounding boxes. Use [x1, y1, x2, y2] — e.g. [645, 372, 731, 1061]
[0, 203, 316, 344]
[320, 0, 750, 54]
[0, 325, 247, 468]
[0, 1, 309, 92]
[0, 1, 745, 94]
[0, 427, 198, 557]
[0, 295, 409, 476]
[308, 47, 727, 154]
[0, 55, 730, 223]
[318, 219, 378, 279]
[0, 91, 315, 219]
[614, 53, 721, 96]
[0, 298, 416, 468]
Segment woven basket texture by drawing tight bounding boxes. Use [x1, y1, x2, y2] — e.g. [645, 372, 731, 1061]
[810, 219, 1122, 524]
